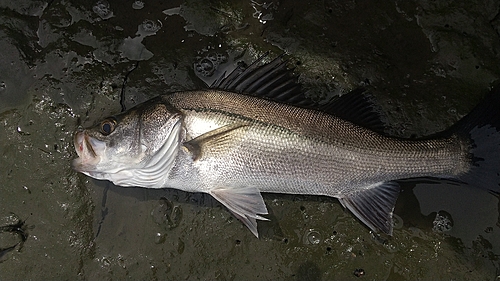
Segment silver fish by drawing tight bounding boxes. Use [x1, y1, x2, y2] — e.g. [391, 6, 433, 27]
[72, 55, 500, 237]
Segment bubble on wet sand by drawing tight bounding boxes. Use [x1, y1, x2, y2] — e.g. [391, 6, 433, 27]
[132, 1, 145, 10]
[392, 214, 403, 230]
[432, 210, 453, 233]
[138, 19, 162, 36]
[196, 59, 214, 75]
[194, 53, 227, 77]
[93, 0, 114, 20]
[303, 229, 322, 245]
[154, 232, 166, 244]
[151, 197, 183, 230]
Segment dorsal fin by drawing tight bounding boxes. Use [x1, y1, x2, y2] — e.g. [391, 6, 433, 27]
[210, 52, 313, 107]
[321, 89, 386, 133]
[211, 54, 385, 132]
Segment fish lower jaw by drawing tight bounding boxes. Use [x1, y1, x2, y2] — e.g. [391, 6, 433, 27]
[71, 156, 101, 174]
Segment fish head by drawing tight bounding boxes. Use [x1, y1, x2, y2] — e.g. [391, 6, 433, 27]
[72, 98, 183, 186]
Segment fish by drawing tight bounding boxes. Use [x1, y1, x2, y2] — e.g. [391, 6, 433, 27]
[72, 54, 500, 238]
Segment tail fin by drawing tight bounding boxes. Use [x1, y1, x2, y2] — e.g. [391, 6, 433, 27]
[451, 86, 500, 194]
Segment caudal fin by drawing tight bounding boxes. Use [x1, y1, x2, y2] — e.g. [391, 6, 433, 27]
[451, 86, 500, 194]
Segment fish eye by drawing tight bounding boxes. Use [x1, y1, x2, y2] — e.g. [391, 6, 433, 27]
[100, 119, 117, 135]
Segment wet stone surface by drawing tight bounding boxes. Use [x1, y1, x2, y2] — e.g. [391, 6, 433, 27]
[1, 0, 500, 280]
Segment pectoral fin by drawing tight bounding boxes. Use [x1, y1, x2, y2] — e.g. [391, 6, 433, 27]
[209, 186, 269, 238]
[339, 181, 400, 235]
[183, 123, 248, 160]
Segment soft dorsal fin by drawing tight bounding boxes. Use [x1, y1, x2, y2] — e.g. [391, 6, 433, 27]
[211, 53, 385, 132]
[321, 89, 386, 133]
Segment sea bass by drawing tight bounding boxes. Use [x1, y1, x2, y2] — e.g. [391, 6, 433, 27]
[72, 55, 500, 237]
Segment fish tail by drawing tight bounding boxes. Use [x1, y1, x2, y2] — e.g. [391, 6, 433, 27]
[451, 85, 500, 194]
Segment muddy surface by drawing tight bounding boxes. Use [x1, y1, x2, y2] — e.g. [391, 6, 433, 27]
[1, 0, 500, 279]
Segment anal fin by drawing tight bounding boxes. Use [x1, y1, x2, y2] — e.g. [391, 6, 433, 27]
[339, 181, 400, 235]
[209, 186, 269, 238]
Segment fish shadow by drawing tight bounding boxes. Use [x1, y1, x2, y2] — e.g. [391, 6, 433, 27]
[89, 177, 500, 244]
[89, 179, 342, 241]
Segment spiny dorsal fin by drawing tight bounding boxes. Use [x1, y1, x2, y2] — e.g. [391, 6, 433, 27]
[210, 53, 313, 107]
[339, 181, 400, 235]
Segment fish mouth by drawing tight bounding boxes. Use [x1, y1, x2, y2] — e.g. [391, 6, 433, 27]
[76, 132, 96, 157]
[72, 129, 101, 172]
